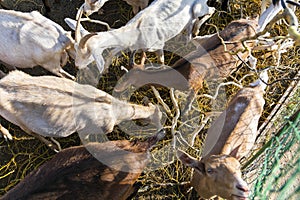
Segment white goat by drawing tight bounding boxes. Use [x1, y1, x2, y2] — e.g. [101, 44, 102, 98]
[65, 0, 215, 73]
[0, 70, 162, 150]
[258, 0, 300, 35]
[178, 72, 268, 199]
[258, 0, 284, 31]
[0, 9, 76, 79]
[80, 0, 149, 16]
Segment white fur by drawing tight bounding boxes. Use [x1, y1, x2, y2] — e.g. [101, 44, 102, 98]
[0, 9, 76, 79]
[0, 71, 162, 140]
[82, 0, 149, 16]
[65, 0, 215, 72]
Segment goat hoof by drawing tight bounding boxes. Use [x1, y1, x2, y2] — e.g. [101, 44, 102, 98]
[0, 126, 13, 141]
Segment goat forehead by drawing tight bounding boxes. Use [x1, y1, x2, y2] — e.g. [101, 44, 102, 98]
[205, 155, 240, 170]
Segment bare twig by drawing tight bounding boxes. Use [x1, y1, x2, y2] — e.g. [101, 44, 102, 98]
[197, 81, 243, 100]
[190, 115, 211, 147]
[175, 130, 200, 152]
[151, 86, 172, 116]
[80, 18, 111, 30]
[276, 39, 295, 67]
[170, 88, 180, 148]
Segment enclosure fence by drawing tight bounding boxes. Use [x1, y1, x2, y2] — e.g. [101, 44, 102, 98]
[243, 110, 300, 200]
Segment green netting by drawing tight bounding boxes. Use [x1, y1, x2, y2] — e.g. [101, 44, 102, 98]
[244, 111, 300, 200]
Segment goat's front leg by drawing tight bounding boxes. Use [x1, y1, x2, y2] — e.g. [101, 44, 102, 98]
[59, 68, 75, 80]
[21, 126, 61, 152]
[46, 64, 75, 80]
[0, 70, 6, 78]
[192, 13, 214, 38]
[130, 49, 163, 69]
[94, 51, 106, 74]
[130, 50, 146, 69]
[0, 60, 17, 71]
[191, 3, 215, 37]
[0, 124, 13, 141]
[33, 133, 61, 152]
[155, 49, 164, 65]
[191, 19, 200, 38]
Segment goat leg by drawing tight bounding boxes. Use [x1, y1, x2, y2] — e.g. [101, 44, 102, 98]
[34, 133, 61, 152]
[130, 50, 146, 69]
[22, 127, 61, 152]
[0, 70, 6, 79]
[129, 49, 163, 69]
[58, 68, 75, 80]
[129, 50, 137, 68]
[50, 137, 62, 152]
[192, 14, 213, 38]
[0, 60, 17, 71]
[155, 49, 164, 64]
[0, 121, 60, 150]
[0, 124, 13, 141]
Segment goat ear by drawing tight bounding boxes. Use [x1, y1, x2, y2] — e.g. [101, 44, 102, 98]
[93, 51, 105, 73]
[195, 161, 206, 174]
[177, 150, 195, 167]
[177, 150, 204, 174]
[229, 145, 241, 159]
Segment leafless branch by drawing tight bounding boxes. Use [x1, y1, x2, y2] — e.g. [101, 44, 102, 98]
[151, 86, 172, 116]
[197, 81, 243, 100]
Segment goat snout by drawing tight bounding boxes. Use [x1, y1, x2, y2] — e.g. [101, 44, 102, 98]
[232, 182, 250, 200]
[236, 183, 250, 193]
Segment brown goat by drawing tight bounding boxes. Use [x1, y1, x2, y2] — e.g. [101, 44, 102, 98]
[202, 71, 268, 160]
[114, 18, 258, 94]
[178, 151, 249, 200]
[178, 72, 268, 199]
[1, 129, 165, 200]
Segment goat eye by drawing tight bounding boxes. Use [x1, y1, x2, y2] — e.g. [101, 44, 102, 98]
[206, 168, 213, 174]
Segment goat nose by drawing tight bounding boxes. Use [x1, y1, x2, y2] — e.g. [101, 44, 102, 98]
[236, 184, 249, 192]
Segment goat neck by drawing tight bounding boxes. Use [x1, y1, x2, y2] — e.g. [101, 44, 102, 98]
[202, 72, 268, 160]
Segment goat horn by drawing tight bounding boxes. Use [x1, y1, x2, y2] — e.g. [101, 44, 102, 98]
[78, 33, 97, 49]
[75, 6, 84, 43]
